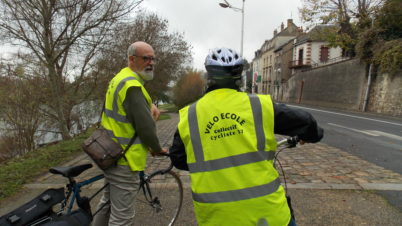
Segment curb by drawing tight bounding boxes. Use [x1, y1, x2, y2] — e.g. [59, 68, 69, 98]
[286, 183, 402, 191]
[24, 181, 402, 191]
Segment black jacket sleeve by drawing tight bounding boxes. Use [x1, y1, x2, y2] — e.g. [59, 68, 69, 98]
[169, 102, 324, 171]
[169, 130, 189, 171]
[273, 103, 323, 143]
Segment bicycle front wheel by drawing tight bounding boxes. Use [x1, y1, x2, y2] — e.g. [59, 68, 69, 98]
[135, 170, 183, 226]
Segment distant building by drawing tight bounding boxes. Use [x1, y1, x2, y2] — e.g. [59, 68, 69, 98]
[251, 50, 262, 93]
[252, 51, 263, 93]
[273, 38, 295, 100]
[252, 19, 302, 96]
[289, 25, 345, 75]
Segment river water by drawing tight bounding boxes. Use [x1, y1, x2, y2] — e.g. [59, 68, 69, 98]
[0, 101, 101, 158]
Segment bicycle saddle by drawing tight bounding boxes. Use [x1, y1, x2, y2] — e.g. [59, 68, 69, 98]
[49, 164, 93, 178]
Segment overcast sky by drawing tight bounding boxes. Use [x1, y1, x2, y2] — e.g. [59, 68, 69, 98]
[141, 0, 303, 70]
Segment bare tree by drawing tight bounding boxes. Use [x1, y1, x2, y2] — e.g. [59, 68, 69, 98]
[93, 12, 193, 104]
[300, 0, 384, 28]
[0, 58, 45, 159]
[299, 0, 384, 56]
[0, 0, 144, 139]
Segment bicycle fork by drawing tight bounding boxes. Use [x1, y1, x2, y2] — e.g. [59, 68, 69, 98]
[140, 175, 162, 212]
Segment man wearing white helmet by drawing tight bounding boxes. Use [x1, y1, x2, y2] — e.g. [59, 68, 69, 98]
[169, 47, 323, 226]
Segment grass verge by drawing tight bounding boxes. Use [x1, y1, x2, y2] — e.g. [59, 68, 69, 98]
[0, 128, 93, 201]
[159, 113, 171, 120]
[158, 103, 177, 120]
[158, 103, 178, 112]
[0, 105, 175, 202]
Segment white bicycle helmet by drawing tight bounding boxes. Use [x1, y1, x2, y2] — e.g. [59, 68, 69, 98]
[205, 47, 244, 78]
[205, 48, 243, 66]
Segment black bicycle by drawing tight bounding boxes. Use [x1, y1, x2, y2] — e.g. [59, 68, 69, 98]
[0, 154, 183, 226]
[274, 136, 300, 221]
[134, 155, 184, 226]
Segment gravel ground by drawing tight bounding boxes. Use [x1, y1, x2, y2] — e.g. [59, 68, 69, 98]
[288, 189, 402, 226]
[166, 188, 402, 226]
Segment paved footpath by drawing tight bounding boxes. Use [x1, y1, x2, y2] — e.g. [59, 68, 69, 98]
[1, 113, 402, 225]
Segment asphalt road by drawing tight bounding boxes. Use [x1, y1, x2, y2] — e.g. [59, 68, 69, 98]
[287, 104, 402, 210]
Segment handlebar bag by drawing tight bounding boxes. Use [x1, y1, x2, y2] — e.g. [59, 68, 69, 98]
[0, 188, 65, 226]
[40, 208, 91, 226]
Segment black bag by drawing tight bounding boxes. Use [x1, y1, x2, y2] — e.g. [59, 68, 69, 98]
[41, 208, 91, 226]
[0, 188, 65, 226]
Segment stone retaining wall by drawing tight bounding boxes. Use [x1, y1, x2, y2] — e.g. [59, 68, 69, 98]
[279, 58, 402, 117]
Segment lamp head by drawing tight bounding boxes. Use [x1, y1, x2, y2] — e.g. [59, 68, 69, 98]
[219, 3, 229, 8]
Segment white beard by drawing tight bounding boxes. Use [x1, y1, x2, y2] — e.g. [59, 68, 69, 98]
[138, 70, 154, 81]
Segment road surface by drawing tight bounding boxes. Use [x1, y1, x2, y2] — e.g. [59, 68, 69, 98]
[287, 104, 402, 210]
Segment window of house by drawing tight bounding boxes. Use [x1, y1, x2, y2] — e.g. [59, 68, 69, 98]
[298, 48, 303, 65]
[320, 46, 329, 62]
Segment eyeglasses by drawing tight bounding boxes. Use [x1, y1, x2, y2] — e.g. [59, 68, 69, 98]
[133, 55, 157, 63]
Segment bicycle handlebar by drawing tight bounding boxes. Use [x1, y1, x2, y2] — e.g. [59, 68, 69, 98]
[147, 152, 173, 177]
[158, 152, 170, 157]
[277, 136, 300, 148]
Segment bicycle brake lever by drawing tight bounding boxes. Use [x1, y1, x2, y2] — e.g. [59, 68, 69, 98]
[287, 136, 299, 148]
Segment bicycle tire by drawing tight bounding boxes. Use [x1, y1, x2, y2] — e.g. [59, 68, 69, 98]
[134, 170, 183, 226]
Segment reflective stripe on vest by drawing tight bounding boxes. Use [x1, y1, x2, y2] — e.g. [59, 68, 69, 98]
[105, 129, 141, 145]
[188, 94, 278, 203]
[193, 178, 281, 203]
[103, 77, 137, 123]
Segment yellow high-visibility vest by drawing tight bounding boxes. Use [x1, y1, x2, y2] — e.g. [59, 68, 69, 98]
[178, 88, 291, 226]
[101, 67, 152, 171]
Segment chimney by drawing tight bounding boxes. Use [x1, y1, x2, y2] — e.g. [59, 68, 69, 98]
[287, 19, 293, 28]
[274, 29, 278, 36]
[281, 22, 284, 31]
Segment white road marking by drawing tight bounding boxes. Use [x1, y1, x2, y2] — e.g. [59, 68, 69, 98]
[328, 123, 402, 142]
[328, 123, 380, 136]
[287, 104, 402, 127]
[366, 130, 402, 141]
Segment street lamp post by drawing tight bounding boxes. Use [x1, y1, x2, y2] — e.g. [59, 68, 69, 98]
[219, 0, 245, 56]
[219, 0, 246, 91]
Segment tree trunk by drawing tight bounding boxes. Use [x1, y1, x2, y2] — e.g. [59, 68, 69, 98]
[47, 65, 71, 140]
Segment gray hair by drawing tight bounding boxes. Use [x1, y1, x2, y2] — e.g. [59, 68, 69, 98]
[127, 44, 137, 58]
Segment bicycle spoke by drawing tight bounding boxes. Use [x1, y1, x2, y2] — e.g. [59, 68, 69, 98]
[134, 171, 183, 226]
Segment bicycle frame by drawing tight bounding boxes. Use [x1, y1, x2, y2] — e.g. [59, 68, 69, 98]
[139, 171, 156, 205]
[63, 174, 105, 214]
[275, 136, 299, 221]
[138, 162, 174, 209]
[2, 154, 182, 226]
[64, 159, 175, 216]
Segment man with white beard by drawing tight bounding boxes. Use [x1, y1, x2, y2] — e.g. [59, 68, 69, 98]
[93, 41, 167, 226]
